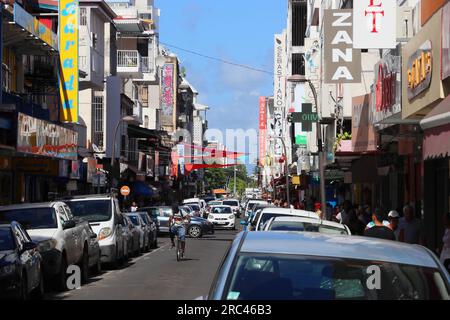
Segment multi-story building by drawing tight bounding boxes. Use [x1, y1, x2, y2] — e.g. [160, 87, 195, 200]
[1, 1, 78, 203]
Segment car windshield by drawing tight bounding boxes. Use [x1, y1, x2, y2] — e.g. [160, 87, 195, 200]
[223, 200, 238, 206]
[269, 222, 347, 235]
[0, 208, 57, 229]
[188, 204, 200, 211]
[66, 200, 112, 223]
[0, 228, 15, 251]
[223, 254, 450, 300]
[212, 207, 232, 214]
[258, 213, 293, 229]
[128, 215, 140, 226]
[139, 214, 149, 224]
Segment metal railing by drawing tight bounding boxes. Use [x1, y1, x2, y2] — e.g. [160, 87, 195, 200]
[117, 50, 140, 68]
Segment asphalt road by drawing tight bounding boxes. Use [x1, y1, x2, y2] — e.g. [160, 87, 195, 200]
[46, 226, 240, 300]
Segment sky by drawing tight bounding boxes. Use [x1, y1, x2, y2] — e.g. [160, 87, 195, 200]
[156, 0, 287, 171]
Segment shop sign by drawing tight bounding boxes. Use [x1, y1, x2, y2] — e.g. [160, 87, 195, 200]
[69, 160, 81, 179]
[17, 113, 78, 160]
[259, 97, 267, 166]
[324, 10, 361, 83]
[371, 52, 401, 124]
[160, 63, 175, 128]
[59, 0, 79, 123]
[13, 3, 58, 50]
[407, 40, 432, 101]
[352, 94, 378, 152]
[86, 158, 97, 183]
[353, 0, 397, 49]
[442, 2, 450, 80]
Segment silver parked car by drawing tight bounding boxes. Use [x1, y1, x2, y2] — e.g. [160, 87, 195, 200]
[138, 211, 157, 249]
[263, 216, 351, 235]
[121, 214, 140, 257]
[205, 231, 450, 300]
[126, 213, 149, 254]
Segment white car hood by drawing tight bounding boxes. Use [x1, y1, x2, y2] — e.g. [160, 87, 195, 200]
[26, 228, 57, 242]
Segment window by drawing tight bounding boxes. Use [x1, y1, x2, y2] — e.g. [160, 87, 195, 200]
[66, 200, 112, 223]
[144, 115, 149, 128]
[292, 2, 307, 46]
[80, 8, 87, 26]
[292, 53, 305, 76]
[0, 208, 57, 229]
[92, 92, 104, 148]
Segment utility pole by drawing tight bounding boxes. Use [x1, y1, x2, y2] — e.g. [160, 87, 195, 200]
[233, 164, 237, 197]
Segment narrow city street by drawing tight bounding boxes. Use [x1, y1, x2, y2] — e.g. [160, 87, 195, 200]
[46, 228, 239, 300]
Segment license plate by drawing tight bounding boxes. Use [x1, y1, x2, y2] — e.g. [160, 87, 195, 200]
[215, 222, 226, 225]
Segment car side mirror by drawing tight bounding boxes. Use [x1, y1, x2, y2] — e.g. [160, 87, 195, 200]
[22, 242, 37, 252]
[63, 220, 76, 230]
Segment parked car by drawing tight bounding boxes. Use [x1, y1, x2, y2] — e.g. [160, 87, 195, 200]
[185, 203, 202, 217]
[119, 213, 132, 260]
[263, 216, 351, 235]
[138, 211, 157, 249]
[86, 224, 101, 275]
[139, 207, 161, 234]
[207, 205, 235, 230]
[180, 207, 215, 238]
[121, 214, 140, 257]
[244, 200, 268, 217]
[0, 222, 44, 300]
[64, 195, 125, 268]
[183, 198, 207, 213]
[252, 208, 319, 231]
[126, 213, 149, 254]
[151, 206, 172, 234]
[240, 204, 276, 231]
[205, 231, 450, 300]
[221, 199, 240, 217]
[0, 202, 92, 290]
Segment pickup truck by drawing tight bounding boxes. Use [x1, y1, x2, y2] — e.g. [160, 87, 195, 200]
[0, 201, 93, 291]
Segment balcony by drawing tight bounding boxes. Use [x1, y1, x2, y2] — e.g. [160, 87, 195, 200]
[117, 50, 143, 77]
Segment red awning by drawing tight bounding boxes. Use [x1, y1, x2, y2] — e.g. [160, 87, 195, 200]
[422, 95, 450, 160]
[423, 122, 450, 160]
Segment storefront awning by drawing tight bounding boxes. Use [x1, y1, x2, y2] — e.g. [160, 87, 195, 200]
[421, 95, 450, 160]
[420, 95, 450, 130]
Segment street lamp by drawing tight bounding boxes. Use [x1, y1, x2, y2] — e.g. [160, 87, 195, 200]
[110, 115, 139, 188]
[287, 74, 326, 215]
[269, 136, 290, 207]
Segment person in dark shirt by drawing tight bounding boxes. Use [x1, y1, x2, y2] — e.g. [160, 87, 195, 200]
[364, 208, 396, 241]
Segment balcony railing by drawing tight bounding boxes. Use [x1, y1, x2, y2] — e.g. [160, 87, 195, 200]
[118, 50, 139, 68]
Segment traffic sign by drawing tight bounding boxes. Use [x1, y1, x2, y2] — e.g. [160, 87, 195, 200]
[120, 185, 130, 196]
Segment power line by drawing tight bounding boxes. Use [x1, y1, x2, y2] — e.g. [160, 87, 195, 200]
[160, 41, 274, 76]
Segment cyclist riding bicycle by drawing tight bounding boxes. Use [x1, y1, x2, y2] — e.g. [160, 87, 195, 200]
[169, 205, 190, 254]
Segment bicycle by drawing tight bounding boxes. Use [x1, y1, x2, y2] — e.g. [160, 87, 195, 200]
[176, 236, 183, 261]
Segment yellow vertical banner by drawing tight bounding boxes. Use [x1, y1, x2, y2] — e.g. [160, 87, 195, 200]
[59, 0, 79, 123]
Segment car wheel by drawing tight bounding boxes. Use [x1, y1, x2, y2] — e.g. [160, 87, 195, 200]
[55, 255, 68, 291]
[188, 225, 202, 238]
[20, 272, 29, 300]
[92, 252, 102, 275]
[31, 269, 44, 300]
[80, 247, 89, 284]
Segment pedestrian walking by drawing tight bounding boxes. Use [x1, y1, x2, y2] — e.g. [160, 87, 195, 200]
[388, 210, 400, 240]
[398, 205, 424, 245]
[363, 208, 396, 241]
[439, 212, 450, 271]
[130, 201, 138, 212]
[348, 210, 366, 236]
[336, 200, 352, 225]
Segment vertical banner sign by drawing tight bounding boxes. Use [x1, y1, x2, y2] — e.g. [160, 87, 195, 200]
[59, 0, 79, 123]
[161, 63, 175, 128]
[324, 10, 361, 83]
[259, 97, 267, 166]
[273, 33, 286, 157]
[353, 0, 396, 49]
[442, 2, 450, 80]
[177, 144, 185, 175]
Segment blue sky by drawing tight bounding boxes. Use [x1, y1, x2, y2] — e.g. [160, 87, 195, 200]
[156, 0, 287, 169]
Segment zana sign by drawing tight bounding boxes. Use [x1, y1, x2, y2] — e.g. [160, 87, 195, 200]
[324, 10, 361, 83]
[407, 40, 432, 101]
[353, 0, 396, 49]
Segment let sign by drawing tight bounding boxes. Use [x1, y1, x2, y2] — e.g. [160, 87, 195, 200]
[120, 186, 130, 197]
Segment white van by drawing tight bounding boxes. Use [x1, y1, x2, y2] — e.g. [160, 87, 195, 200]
[64, 194, 125, 267]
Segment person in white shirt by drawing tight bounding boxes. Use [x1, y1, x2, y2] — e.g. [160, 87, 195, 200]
[440, 213, 450, 270]
[130, 202, 138, 212]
